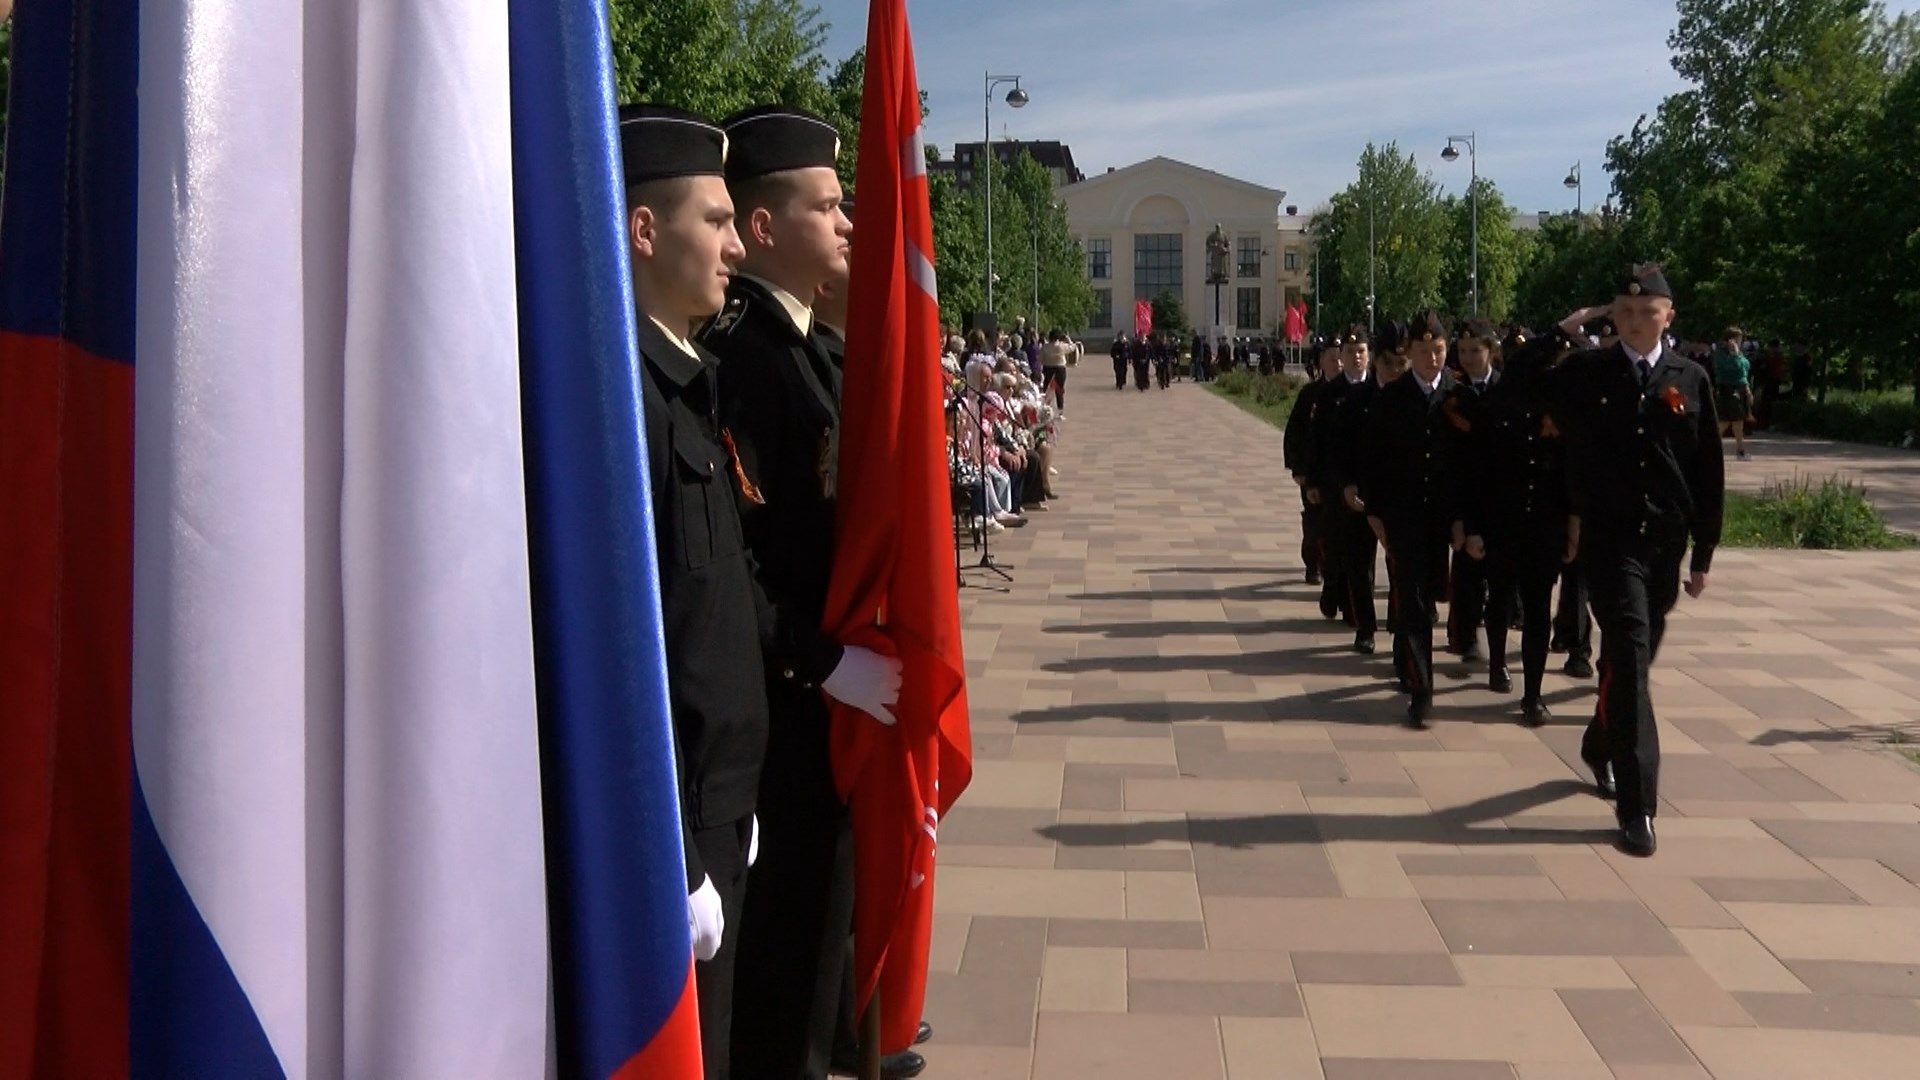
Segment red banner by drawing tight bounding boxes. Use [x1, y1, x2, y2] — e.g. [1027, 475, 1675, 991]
[1133, 299, 1153, 337]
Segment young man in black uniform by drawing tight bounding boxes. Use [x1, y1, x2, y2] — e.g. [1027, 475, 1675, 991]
[1443, 319, 1500, 662]
[1132, 334, 1152, 391]
[1111, 334, 1131, 390]
[1459, 329, 1574, 724]
[1284, 338, 1342, 586]
[1329, 323, 1391, 652]
[699, 104, 906, 1078]
[1306, 329, 1370, 624]
[1546, 267, 1724, 858]
[1548, 311, 1613, 678]
[1358, 311, 1460, 728]
[620, 104, 766, 1079]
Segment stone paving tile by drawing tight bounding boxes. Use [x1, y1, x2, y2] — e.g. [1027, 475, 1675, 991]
[922, 384, 1920, 1078]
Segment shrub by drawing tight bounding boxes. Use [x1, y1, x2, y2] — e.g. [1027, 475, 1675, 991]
[1210, 369, 1305, 427]
[1722, 475, 1916, 550]
[1770, 389, 1920, 449]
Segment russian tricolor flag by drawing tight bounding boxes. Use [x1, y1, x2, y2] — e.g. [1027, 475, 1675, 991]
[1, 1, 701, 1076]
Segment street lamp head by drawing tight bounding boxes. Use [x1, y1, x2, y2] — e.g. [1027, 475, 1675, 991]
[1006, 86, 1029, 108]
[1440, 144, 1460, 163]
[1563, 172, 1579, 189]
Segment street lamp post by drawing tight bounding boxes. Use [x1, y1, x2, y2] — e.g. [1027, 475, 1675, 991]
[1563, 161, 1583, 223]
[1441, 132, 1478, 315]
[1367, 175, 1377, 333]
[983, 72, 1028, 316]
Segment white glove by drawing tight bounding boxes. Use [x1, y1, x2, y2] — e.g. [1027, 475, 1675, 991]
[748, 815, 760, 868]
[822, 645, 902, 726]
[688, 875, 724, 962]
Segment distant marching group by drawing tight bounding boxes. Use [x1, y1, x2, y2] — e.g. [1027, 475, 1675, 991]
[1277, 267, 1725, 859]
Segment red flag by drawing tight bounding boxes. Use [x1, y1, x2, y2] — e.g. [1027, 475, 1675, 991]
[827, 0, 972, 1054]
[1285, 302, 1307, 344]
[1134, 298, 1154, 337]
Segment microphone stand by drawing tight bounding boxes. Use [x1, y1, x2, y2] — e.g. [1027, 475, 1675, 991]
[963, 383, 1015, 586]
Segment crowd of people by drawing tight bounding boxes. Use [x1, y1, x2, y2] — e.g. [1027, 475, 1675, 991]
[1106, 332, 1299, 389]
[1281, 269, 1725, 860]
[941, 328, 1065, 536]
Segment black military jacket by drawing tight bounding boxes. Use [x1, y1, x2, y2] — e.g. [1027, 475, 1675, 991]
[1283, 377, 1325, 476]
[1456, 366, 1568, 539]
[1359, 369, 1461, 531]
[698, 276, 846, 695]
[1546, 344, 1725, 572]
[638, 315, 772, 889]
[1327, 374, 1383, 497]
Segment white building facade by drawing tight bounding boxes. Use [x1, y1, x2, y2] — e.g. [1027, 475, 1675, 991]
[1060, 156, 1313, 347]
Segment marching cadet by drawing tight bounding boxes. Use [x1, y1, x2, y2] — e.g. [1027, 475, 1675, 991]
[700, 104, 905, 1076]
[1458, 329, 1575, 725]
[1132, 334, 1153, 391]
[1444, 319, 1501, 661]
[1284, 337, 1342, 586]
[1545, 266, 1724, 858]
[622, 104, 766, 1079]
[1356, 312, 1460, 728]
[1320, 324, 1380, 646]
[1111, 333, 1132, 390]
[1548, 306, 1611, 678]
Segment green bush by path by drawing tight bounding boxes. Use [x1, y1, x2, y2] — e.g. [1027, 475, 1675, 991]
[1722, 476, 1916, 551]
[1210, 369, 1306, 430]
[1769, 390, 1920, 450]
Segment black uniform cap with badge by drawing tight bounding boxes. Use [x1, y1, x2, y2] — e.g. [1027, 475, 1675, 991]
[1455, 317, 1498, 346]
[1617, 263, 1672, 300]
[1373, 319, 1408, 357]
[1408, 309, 1449, 347]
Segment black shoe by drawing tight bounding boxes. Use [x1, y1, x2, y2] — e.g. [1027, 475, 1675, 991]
[1617, 814, 1657, 858]
[1353, 635, 1376, 655]
[1457, 641, 1482, 663]
[831, 1050, 927, 1079]
[1521, 698, 1550, 727]
[1320, 596, 1340, 620]
[1489, 666, 1513, 694]
[1563, 655, 1594, 679]
[1549, 634, 1568, 654]
[916, 1020, 933, 1046]
[1407, 695, 1432, 730]
[1306, 570, 1322, 586]
[1582, 754, 1617, 800]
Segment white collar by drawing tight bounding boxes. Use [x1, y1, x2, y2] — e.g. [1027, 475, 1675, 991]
[1418, 371, 1443, 395]
[1622, 339, 1664, 368]
[1345, 372, 1366, 384]
[740, 273, 814, 336]
[648, 315, 700, 360]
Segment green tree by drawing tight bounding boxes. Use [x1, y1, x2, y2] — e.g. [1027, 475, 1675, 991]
[1310, 143, 1448, 329]
[993, 151, 1094, 332]
[1438, 177, 1528, 322]
[1150, 290, 1190, 339]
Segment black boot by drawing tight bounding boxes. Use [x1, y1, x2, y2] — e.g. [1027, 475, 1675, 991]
[1617, 813, 1656, 858]
[1520, 698, 1550, 727]
[1488, 665, 1513, 694]
[1406, 694, 1432, 730]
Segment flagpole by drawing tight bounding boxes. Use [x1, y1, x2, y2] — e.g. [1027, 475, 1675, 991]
[860, 1000, 882, 1080]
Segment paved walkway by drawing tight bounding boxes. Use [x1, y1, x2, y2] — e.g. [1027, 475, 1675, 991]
[1731, 431, 1920, 536]
[928, 379, 1920, 1079]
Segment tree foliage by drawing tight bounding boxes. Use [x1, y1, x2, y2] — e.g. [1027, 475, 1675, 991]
[1309, 143, 1453, 328]
[1592, 0, 1920, 396]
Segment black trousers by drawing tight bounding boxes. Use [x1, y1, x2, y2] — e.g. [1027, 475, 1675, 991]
[1446, 546, 1488, 653]
[731, 698, 856, 1080]
[1113, 357, 1128, 389]
[1552, 563, 1593, 660]
[1386, 520, 1450, 700]
[692, 816, 754, 1080]
[1579, 529, 1685, 820]
[1044, 366, 1067, 412]
[1484, 519, 1564, 702]
[1299, 488, 1322, 579]
[1155, 360, 1171, 388]
[1331, 504, 1378, 637]
[1314, 498, 1348, 617]
[1132, 360, 1150, 390]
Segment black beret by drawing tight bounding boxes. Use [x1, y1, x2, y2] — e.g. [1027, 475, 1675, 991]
[1456, 317, 1497, 344]
[1502, 331, 1564, 374]
[617, 104, 727, 186]
[1343, 323, 1369, 346]
[1499, 328, 1532, 354]
[722, 105, 842, 182]
[1374, 319, 1408, 356]
[1619, 263, 1672, 299]
[1410, 309, 1449, 344]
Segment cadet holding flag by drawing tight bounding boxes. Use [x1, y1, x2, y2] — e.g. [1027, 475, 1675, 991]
[1547, 267, 1724, 858]
[699, 105, 905, 1077]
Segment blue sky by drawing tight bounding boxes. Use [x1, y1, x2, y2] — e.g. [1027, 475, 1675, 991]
[814, 0, 1920, 214]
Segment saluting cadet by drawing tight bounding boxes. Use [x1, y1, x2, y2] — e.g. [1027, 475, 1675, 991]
[1358, 312, 1460, 728]
[1546, 266, 1724, 858]
[621, 105, 765, 1079]
[1284, 338, 1342, 586]
[699, 104, 904, 1077]
[1459, 329, 1575, 725]
[1443, 319, 1500, 662]
[1322, 324, 1381, 648]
